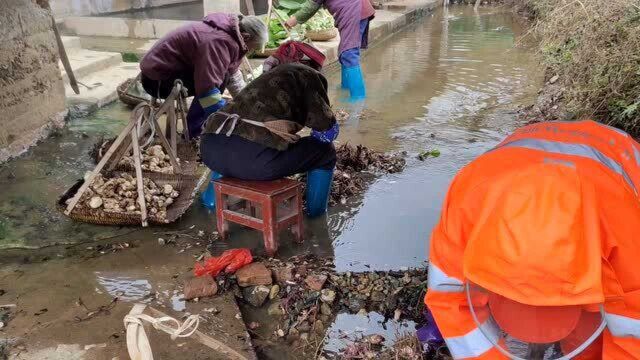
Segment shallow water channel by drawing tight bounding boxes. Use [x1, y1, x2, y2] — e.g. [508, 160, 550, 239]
[0, 5, 541, 358]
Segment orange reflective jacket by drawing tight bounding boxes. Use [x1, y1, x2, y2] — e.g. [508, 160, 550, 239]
[425, 120, 640, 359]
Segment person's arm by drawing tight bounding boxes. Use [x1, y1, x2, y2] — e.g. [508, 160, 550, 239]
[226, 69, 246, 98]
[193, 41, 238, 115]
[425, 180, 508, 359]
[287, 0, 322, 27]
[601, 289, 640, 358]
[301, 70, 339, 143]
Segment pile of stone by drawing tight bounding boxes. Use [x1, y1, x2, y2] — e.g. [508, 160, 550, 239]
[332, 333, 448, 360]
[72, 173, 179, 220]
[218, 254, 427, 350]
[119, 144, 178, 174]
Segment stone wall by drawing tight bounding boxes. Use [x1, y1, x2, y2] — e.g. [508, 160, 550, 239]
[51, 0, 200, 17]
[0, 0, 67, 163]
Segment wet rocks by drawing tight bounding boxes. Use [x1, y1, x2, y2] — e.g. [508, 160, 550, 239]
[243, 285, 270, 307]
[236, 263, 272, 287]
[320, 289, 335, 304]
[267, 301, 285, 316]
[320, 303, 332, 316]
[305, 274, 327, 291]
[313, 320, 324, 334]
[183, 276, 218, 300]
[74, 173, 179, 221]
[119, 144, 178, 174]
[88, 196, 103, 209]
[365, 334, 385, 346]
[269, 285, 280, 300]
[272, 267, 294, 283]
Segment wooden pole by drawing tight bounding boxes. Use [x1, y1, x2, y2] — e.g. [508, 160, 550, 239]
[244, 0, 255, 15]
[262, 0, 273, 52]
[131, 126, 149, 227]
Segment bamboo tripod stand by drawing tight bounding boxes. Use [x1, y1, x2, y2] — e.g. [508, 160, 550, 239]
[64, 81, 191, 227]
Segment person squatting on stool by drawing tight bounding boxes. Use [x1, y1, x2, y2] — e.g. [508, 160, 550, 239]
[139, 13, 267, 138]
[200, 63, 339, 217]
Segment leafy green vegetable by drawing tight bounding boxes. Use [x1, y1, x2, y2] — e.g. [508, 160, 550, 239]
[266, 18, 288, 49]
[303, 9, 335, 32]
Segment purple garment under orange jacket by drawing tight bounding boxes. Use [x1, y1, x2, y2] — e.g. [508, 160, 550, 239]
[313, 0, 375, 54]
[140, 13, 247, 96]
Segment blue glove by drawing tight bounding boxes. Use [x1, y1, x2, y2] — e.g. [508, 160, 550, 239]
[311, 122, 339, 143]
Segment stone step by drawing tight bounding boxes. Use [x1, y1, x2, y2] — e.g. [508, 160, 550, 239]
[65, 62, 141, 109]
[61, 36, 82, 53]
[59, 49, 123, 85]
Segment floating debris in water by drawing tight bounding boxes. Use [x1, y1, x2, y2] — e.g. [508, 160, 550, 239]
[296, 144, 406, 207]
[417, 149, 440, 161]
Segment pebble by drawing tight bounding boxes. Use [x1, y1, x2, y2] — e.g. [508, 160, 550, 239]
[305, 274, 327, 291]
[89, 196, 103, 209]
[370, 291, 385, 302]
[242, 285, 270, 307]
[394, 308, 402, 321]
[158, 238, 166, 246]
[277, 329, 285, 337]
[357, 308, 368, 316]
[236, 263, 273, 287]
[320, 302, 332, 316]
[365, 334, 385, 345]
[269, 285, 280, 300]
[320, 289, 336, 304]
[313, 320, 324, 334]
[267, 301, 285, 316]
[297, 322, 311, 332]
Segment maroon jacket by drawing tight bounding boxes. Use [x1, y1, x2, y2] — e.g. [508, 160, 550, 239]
[140, 13, 247, 96]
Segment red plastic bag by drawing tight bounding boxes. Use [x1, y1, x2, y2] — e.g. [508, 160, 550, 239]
[194, 248, 253, 277]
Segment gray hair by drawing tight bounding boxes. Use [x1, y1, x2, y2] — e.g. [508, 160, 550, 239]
[239, 15, 268, 49]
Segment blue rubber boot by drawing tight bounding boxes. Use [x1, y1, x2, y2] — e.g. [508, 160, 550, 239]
[306, 168, 334, 217]
[201, 171, 223, 209]
[341, 66, 349, 89]
[343, 65, 366, 100]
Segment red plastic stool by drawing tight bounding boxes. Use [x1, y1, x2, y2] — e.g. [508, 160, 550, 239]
[213, 177, 304, 256]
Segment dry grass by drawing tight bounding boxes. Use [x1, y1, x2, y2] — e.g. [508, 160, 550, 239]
[512, 0, 640, 134]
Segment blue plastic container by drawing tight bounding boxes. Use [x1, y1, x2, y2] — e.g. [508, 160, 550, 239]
[201, 171, 223, 209]
[306, 168, 334, 217]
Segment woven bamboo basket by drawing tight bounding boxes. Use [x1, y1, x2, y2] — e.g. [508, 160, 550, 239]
[253, 47, 278, 58]
[306, 27, 338, 41]
[58, 172, 206, 226]
[117, 78, 148, 107]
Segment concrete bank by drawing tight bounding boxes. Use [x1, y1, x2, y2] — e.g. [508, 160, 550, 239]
[0, 0, 67, 164]
[61, 0, 439, 110]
